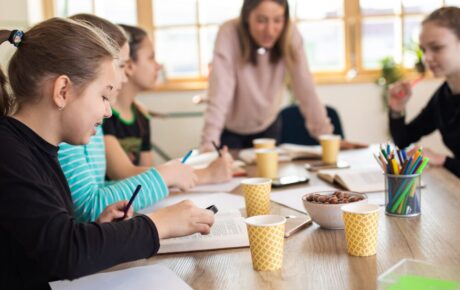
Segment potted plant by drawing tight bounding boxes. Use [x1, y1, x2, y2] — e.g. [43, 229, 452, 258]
[406, 41, 426, 75]
[376, 56, 404, 111]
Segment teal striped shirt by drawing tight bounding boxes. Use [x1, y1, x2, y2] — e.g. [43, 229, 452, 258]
[58, 126, 168, 222]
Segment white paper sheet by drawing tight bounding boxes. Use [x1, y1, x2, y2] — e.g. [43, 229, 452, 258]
[50, 264, 192, 290]
[366, 192, 385, 206]
[139, 192, 245, 214]
[183, 150, 218, 168]
[170, 177, 244, 193]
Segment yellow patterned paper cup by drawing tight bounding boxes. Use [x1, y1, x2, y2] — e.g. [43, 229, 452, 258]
[242, 178, 272, 217]
[255, 149, 278, 178]
[341, 204, 380, 257]
[253, 138, 276, 149]
[245, 215, 286, 271]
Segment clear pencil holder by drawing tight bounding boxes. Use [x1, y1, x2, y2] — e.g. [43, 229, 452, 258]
[384, 173, 421, 217]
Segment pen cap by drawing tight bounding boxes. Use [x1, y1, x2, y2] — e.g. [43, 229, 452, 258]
[206, 205, 218, 214]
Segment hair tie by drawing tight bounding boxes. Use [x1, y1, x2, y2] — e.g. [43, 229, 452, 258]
[8, 30, 24, 47]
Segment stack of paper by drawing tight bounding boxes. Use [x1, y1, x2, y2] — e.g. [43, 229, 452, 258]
[50, 264, 192, 290]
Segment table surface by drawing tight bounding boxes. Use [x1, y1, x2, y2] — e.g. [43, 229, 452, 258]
[110, 148, 460, 290]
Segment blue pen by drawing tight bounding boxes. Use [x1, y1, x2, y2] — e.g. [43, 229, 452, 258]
[401, 149, 407, 162]
[403, 157, 413, 175]
[121, 184, 142, 220]
[181, 150, 193, 163]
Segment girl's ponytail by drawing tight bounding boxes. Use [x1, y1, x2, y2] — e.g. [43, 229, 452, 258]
[0, 29, 17, 116]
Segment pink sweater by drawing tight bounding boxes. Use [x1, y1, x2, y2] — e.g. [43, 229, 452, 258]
[201, 19, 333, 147]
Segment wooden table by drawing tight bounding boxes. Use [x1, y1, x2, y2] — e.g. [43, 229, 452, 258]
[111, 155, 460, 290]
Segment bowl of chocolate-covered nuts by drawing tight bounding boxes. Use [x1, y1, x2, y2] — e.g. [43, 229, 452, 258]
[302, 191, 367, 229]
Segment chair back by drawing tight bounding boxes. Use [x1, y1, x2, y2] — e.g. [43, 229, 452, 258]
[279, 105, 344, 145]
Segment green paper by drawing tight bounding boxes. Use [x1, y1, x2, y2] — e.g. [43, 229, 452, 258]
[387, 275, 459, 290]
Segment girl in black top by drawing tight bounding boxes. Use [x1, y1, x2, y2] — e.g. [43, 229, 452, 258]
[388, 7, 460, 177]
[0, 19, 213, 290]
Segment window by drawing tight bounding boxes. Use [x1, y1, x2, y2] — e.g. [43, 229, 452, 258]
[291, 0, 345, 72]
[53, 0, 137, 25]
[153, 0, 243, 79]
[44, 0, 460, 90]
[359, 0, 443, 69]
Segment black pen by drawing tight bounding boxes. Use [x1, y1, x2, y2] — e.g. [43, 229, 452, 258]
[206, 205, 218, 214]
[212, 141, 222, 157]
[121, 185, 142, 219]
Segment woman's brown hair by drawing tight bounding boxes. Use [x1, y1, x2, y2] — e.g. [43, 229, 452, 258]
[423, 6, 460, 39]
[0, 17, 118, 117]
[117, 24, 150, 138]
[70, 13, 128, 47]
[238, 0, 295, 66]
[118, 24, 147, 62]
[0, 66, 10, 116]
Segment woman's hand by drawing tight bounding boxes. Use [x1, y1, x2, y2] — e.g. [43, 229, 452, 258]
[407, 146, 446, 167]
[156, 160, 197, 191]
[388, 80, 413, 112]
[147, 200, 215, 239]
[196, 146, 234, 184]
[96, 200, 133, 223]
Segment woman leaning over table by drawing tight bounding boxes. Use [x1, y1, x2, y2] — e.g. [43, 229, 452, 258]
[388, 7, 460, 178]
[201, 0, 333, 150]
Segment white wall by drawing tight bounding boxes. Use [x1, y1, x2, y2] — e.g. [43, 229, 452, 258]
[138, 78, 449, 162]
[0, 0, 25, 69]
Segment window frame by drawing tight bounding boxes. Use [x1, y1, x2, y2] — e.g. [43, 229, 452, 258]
[42, 0, 451, 91]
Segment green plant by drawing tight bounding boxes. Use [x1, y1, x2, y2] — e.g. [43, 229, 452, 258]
[405, 41, 426, 75]
[376, 56, 404, 111]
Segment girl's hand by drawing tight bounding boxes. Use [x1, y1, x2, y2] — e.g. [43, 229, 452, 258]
[388, 80, 412, 112]
[422, 147, 446, 167]
[407, 146, 445, 167]
[200, 143, 215, 153]
[156, 160, 197, 191]
[147, 200, 215, 239]
[96, 200, 133, 223]
[196, 146, 234, 184]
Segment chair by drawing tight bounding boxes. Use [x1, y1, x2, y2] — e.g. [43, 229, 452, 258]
[279, 104, 344, 145]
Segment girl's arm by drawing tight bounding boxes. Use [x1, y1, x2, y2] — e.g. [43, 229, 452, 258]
[104, 134, 150, 180]
[58, 134, 168, 222]
[139, 151, 154, 167]
[104, 134, 198, 191]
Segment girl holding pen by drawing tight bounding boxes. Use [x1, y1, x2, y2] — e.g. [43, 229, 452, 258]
[0, 19, 214, 289]
[388, 7, 460, 178]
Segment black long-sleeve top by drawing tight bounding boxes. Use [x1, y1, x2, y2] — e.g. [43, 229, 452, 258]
[0, 117, 160, 290]
[389, 82, 460, 177]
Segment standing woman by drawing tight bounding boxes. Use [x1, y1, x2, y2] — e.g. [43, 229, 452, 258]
[201, 0, 332, 150]
[388, 7, 460, 177]
[0, 19, 213, 289]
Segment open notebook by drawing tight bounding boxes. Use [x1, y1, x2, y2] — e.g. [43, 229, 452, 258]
[158, 210, 249, 254]
[139, 193, 249, 254]
[317, 168, 385, 192]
